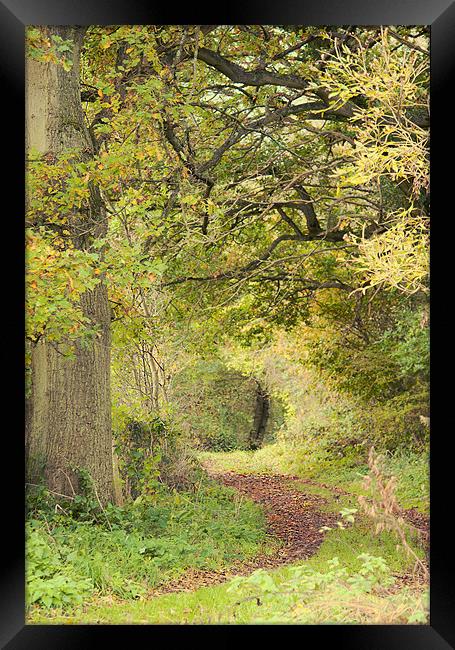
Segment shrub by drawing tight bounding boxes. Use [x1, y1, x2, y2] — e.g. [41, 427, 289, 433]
[26, 522, 93, 609]
[26, 479, 269, 611]
[227, 554, 428, 624]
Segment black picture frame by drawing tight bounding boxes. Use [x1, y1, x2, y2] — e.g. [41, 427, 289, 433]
[1, 1, 452, 647]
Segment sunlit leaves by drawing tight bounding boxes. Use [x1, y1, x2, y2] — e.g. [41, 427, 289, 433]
[350, 212, 429, 295]
[323, 29, 429, 197]
[26, 27, 74, 71]
[26, 228, 102, 350]
[25, 25, 430, 420]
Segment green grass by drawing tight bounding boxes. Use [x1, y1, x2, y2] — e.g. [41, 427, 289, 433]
[200, 443, 429, 514]
[26, 479, 274, 615]
[28, 516, 427, 624]
[28, 444, 428, 624]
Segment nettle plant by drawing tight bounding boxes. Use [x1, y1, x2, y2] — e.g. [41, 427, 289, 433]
[26, 521, 93, 609]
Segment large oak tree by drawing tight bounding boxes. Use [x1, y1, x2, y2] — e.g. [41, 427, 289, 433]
[26, 26, 114, 503]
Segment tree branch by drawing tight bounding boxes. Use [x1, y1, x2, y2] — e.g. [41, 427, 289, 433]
[276, 206, 306, 239]
[295, 186, 323, 234]
[196, 46, 311, 90]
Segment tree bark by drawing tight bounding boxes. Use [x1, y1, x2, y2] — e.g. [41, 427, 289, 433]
[26, 27, 115, 504]
[249, 381, 270, 450]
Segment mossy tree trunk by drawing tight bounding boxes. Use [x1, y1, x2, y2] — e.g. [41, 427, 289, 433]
[249, 380, 270, 450]
[25, 26, 115, 504]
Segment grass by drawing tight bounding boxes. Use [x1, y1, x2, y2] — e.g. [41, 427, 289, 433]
[28, 515, 428, 624]
[26, 478, 274, 616]
[200, 443, 429, 514]
[28, 443, 429, 624]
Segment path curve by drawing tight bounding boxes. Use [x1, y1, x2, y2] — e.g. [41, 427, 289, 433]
[150, 467, 338, 596]
[150, 463, 428, 597]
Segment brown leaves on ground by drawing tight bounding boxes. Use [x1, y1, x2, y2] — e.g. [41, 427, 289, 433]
[150, 470, 338, 596]
[149, 466, 428, 598]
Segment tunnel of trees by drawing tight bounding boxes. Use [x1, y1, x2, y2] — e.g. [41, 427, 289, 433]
[26, 24, 429, 501]
[25, 25, 429, 624]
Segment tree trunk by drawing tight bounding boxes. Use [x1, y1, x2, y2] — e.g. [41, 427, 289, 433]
[26, 27, 115, 504]
[249, 381, 270, 450]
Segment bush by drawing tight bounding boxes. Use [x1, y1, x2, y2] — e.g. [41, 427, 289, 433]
[227, 554, 428, 624]
[200, 428, 239, 452]
[26, 479, 269, 611]
[26, 522, 93, 608]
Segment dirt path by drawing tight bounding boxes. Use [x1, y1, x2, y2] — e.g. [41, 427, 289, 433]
[149, 462, 429, 597]
[150, 467, 339, 596]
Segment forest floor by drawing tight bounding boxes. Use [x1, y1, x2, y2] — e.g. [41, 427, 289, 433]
[122, 458, 427, 599]
[148, 464, 340, 596]
[29, 451, 429, 624]
[153, 457, 427, 594]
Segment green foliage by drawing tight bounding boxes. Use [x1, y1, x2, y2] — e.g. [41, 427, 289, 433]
[26, 25, 429, 625]
[25, 228, 102, 351]
[26, 25, 429, 454]
[26, 521, 93, 608]
[321, 29, 429, 296]
[352, 214, 429, 296]
[169, 360, 256, 451]
[27, 469, 112, 525]
[114, 418, 164, 498]
[325, 28, 429, 194]
[358, 388, 429, 452]
[377, 307, 429, 380]
[28, 470, 428, 623]
[377, 451, 429, 513]
[26, 479, 270, 611]
[227, 554, 394, 621]
[27, 27, 74, 70]
[226, 553, 427, 624]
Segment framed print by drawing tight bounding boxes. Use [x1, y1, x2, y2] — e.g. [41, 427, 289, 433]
[0, 0, 452, 647]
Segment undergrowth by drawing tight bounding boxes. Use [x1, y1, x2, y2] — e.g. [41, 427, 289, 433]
[224, 554, 428, 624]
[26, 476, 270, 613]
[200, 444, 429, 514]
[27, 438, 428, 624]
[28, 512, 428, 624]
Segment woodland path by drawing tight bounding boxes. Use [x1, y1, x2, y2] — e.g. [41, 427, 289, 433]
[150, 464, 341, 596]
[149, 460, 429, 597]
